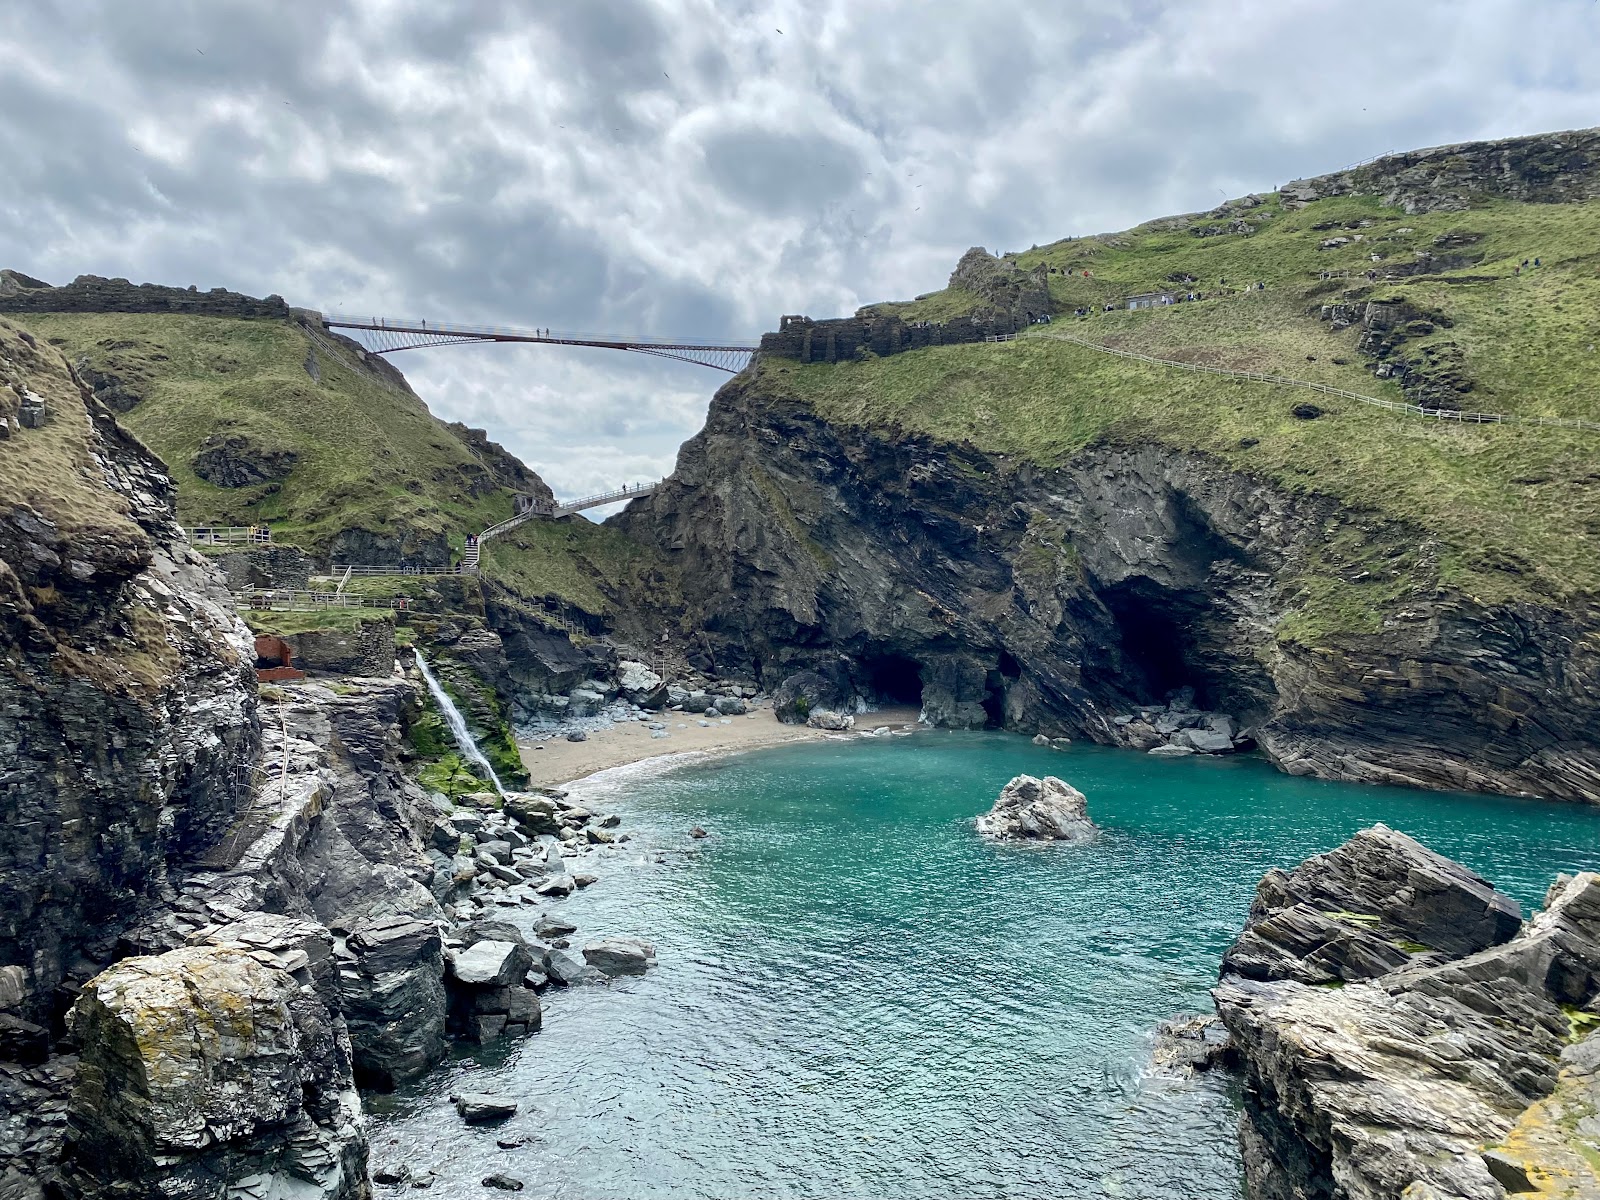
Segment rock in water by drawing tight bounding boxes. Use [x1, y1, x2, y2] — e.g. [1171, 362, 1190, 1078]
[1214, 827, 1600, 1200]
[582, 938, 656, 977]
[453, 1092, 519, 1123]
[62, 946, 368, 1200]
[975, 775, 1097, 842]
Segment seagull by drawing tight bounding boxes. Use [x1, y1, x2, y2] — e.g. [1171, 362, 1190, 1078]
[776, 28, 783, 33]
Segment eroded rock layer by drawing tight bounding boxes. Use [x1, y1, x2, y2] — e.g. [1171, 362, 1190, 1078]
[617, 374, 1600, 801]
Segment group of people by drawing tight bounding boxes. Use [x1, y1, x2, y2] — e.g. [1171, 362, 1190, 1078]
[1514, 257, 1541, 277]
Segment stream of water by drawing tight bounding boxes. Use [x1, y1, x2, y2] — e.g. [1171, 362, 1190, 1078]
[415, 651, 505, 795]
[370, 733, 1600, 1199]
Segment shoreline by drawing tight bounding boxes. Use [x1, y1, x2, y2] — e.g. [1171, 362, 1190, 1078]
[518, 704, 925, 788]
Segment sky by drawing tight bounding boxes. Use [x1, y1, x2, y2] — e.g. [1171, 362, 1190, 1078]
[3, 1, 1599, 513]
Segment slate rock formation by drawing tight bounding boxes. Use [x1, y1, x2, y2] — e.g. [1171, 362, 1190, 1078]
[1213, 827, 1600, 1199]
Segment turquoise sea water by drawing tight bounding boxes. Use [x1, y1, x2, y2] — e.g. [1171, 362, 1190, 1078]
[371, 733, 1600, 1199]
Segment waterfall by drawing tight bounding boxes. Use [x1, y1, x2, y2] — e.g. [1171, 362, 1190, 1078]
[415, 651, 505, 796]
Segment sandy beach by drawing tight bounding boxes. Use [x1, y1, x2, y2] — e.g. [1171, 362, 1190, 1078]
[519, 704, 924, 788]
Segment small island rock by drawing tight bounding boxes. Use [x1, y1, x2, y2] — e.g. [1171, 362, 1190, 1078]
[975, 775, 1097, 842]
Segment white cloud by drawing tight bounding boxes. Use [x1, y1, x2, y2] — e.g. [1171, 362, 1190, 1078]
[2, 0, 1597, 510]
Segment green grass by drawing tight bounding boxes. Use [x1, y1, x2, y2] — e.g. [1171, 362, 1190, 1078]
[19, 312, 514, 553]
[480, 514, 670, 616]
[770, 191, 1600, 639]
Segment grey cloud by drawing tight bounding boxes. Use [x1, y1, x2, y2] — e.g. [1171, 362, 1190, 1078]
[701, 127, 864, 217]
[1, 0, 1597, 507]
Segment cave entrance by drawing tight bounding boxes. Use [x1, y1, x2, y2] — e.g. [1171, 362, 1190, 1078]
[862, 651, 924, 707]
[1101, 579, 1208, 708]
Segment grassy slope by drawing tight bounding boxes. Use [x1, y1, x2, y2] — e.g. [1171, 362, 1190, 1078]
[18, 312, 509, 554]
[781, 192, 1600, 640]
[17, 311, 657, 616]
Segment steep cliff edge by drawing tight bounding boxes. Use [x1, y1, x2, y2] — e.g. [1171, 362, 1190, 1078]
[0, 316, 259, 1033]
[618, 127, 1600, 802]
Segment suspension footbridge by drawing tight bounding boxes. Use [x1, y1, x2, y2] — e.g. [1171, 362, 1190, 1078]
[324, 316, 760, 374]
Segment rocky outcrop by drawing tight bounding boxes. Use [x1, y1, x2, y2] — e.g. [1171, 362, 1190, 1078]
[61, 945, 368, 1200]
[0, 274, 291, 319]
[1281, 125, 1600, 214]
[284, 616, 396, 678]
[976, 775, 1097, 842]
[1213, 828, 1600, 1199]
[1220, 824, 1523, 985]
[0, 318, 258, 1033]
[616, 371, 1600, 801]
[946, 247, 1054, 319]
[191, 431, 299, 488]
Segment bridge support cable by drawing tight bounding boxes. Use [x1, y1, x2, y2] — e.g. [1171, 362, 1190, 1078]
[323, 317, 758, 374]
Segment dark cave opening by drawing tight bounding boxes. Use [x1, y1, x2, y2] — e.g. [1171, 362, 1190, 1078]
[862, 652, 924, 706]
[1101, 579, 1211, 708]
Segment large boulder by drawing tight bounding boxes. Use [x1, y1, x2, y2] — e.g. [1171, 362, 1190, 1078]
[582, 938, 656, 978]
[616, 660, 663, 700]
[1221, 823, 1523, 985]
[450, 940, 531, 987]
[61, 946, 367, 1200]
[504, 792, 562, 836]
[1213, 828, 1600, 1200]
[805, 709, 854, 731]
[975, 775, 1097, 842]
[772, 671, 850, 724]
[341, 915, 448, 1090]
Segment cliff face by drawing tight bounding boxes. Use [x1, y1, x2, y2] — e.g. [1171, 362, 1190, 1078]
[618, 371, 1600, 801]
[0, 318, 259, 1033]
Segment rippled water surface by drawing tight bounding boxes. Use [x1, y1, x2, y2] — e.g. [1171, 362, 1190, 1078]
[370, 734, 1600, 1199]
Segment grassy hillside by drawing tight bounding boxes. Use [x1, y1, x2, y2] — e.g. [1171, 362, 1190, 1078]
[14, 309, 664, 617]
[18, 312, 510, 555]
[779, 190, 1600, 640]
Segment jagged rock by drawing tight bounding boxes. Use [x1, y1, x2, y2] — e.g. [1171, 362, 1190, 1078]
[1214, 827, 1600, 1200]
[341, 916, 447, 1089]
[62, 946, 367, 1200]
[504, 793, 562, 836]
[543, 948, 606, 987]
[975, 775, 1097, 842]
[1150, 1013, 1235, 1076]
[533, 914, 577, 939]
[453, 1093, 518, 1123]
[713, 695, 747, 715]
[1221, 823, 1523, 985]
[450, 940, 531, 987]
[535, 874, 576, 898]
[191, 432, 298, 487]
[582, 938, 655, 978]
[482, 1175, 524, 1191]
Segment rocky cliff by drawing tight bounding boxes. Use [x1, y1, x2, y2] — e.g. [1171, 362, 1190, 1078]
[0, 316, 258, 1037]
[616, 366, 1600, 800]
[1214, 827, 1600, 1198]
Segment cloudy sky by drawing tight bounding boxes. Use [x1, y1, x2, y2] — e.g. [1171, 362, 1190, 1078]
[3, 1, 1598, 511]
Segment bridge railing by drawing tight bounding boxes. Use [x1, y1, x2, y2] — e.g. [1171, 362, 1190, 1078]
[188, 526, 272, 545]
[329, 563, 473, 577]
[234, 590, 425, 612]
[324, 316, 759, 352]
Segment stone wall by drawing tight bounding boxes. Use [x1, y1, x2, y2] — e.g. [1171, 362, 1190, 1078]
[285, 617, 397, 677]
[759, 309, 1029, 364]
[214, 544, 316, 590]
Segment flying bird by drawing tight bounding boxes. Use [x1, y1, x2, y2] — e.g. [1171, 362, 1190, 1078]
[776, 28, 783, 33]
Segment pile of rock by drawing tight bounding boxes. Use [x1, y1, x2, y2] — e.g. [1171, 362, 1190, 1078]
[1109, 688, 1254, 757]
[976, 775, 1098, 843]
[1212, 825, 1600, 1199]
[444, 923, 540, 1043]
[524, 660, 760, 730]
